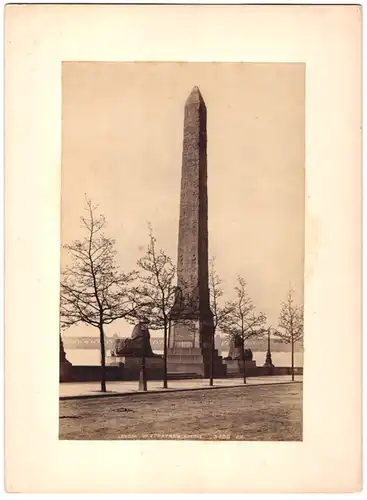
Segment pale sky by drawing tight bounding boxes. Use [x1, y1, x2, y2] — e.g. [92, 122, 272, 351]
[61, 62, 305, 338]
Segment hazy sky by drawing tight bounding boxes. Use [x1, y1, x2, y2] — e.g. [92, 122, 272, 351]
[61, 62, 305, 338]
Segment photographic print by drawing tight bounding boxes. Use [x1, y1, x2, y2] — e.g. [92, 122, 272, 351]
[5, 3, 362, 493]
[59, 62, 305, 441]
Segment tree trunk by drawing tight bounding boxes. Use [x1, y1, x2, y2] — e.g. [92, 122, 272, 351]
[209, 328, 215, 386]
[163, 323, 168, 389]
[242, 340, 247, 384]
[139, 352, 147, 391]
[168, 318, 172, 349]
[99, 325, 107, 393]
[291, 339, 295, 381]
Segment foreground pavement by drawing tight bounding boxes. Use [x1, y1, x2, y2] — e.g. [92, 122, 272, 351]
[60, 383, 303, 441]
[60, 375, 302, 399]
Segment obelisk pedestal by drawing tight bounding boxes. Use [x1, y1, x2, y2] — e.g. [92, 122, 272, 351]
[60, 334, 73, 382]
[167, 87, 226, 378]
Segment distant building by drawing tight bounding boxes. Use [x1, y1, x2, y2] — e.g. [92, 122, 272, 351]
[61, 334, 302, 353]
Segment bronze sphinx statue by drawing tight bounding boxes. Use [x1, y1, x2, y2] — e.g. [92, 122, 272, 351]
[224, 334, 253, 361]
[111, 320, 162, 358]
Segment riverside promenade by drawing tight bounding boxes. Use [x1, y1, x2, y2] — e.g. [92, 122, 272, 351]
[60, 375, 303, 399]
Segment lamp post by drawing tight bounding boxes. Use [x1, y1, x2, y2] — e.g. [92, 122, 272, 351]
[138, 321, 148, 392]
[263, 327, 274, 374]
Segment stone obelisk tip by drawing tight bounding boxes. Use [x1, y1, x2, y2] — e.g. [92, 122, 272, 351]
[186, 86, 204, 104]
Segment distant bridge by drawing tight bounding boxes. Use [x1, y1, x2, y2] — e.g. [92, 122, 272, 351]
[62, 336, 230, 350]
[61, 335, 300, 353]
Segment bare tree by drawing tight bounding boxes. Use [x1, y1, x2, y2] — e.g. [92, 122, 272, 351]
[273, 286, 304, 381]
[224, 276, 267, 383]
[60, 199, 138, 392]
[208, 257, 235, 386]
[134, 224, 176, 389]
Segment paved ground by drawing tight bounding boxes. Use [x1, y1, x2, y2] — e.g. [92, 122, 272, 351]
[60, 375, 302, 399]
[59, 382, 302, 441]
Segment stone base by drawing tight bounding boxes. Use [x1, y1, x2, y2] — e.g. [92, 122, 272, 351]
[263, 361, 275, 368]
[60, 361, 73, 382]
[167, 347, 227, 378]
[170, 315, 213, 349]
[106, 355, 164, 381]
[263, 361, 275, 376]
[170, 320, 200, 348]
[224, 359, 257, 376]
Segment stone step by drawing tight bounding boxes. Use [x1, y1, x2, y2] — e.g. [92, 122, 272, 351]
[167, 354, 204, 362]
[167, 354, 224, 363]
[168, 347, 202, 355]
[167, 362, 205, 375]
[168, 372, 203, 380]
[167, 361, 227, 377]
[168, 347, 220, 356]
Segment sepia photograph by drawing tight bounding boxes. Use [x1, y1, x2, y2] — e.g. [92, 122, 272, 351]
[59, 61, 305, 441]
[4, 2, 362, 493]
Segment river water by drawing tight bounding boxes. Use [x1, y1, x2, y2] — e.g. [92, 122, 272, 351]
[65, 348, 303, 368]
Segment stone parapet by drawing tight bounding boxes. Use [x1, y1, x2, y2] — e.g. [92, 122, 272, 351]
[106, 355, 164, 381]
[224, 359, 257, 376]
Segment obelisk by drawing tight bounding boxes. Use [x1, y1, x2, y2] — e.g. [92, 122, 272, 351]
[168, 87, 225, 378]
